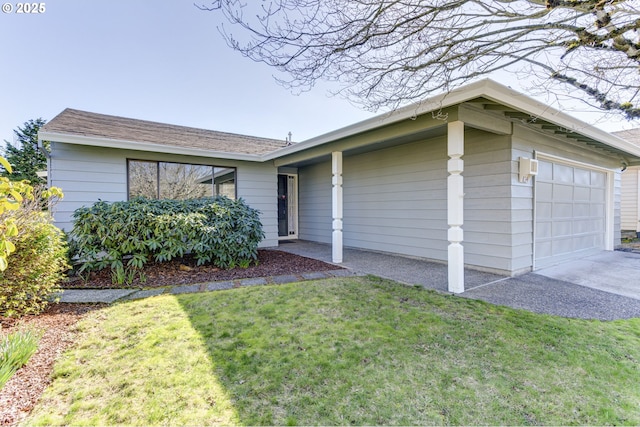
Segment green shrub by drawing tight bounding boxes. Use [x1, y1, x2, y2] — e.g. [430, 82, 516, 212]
[0, 210, 69, 317]
[70, 197, 265, 284]
[0, 329, 40, 389]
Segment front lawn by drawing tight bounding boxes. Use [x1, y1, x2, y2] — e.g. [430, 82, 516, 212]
[25, 277, 640, 426]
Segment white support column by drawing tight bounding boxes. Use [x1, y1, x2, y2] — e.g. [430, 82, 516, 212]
[447, 121, 465, 293]
[332, 151, 343, 263]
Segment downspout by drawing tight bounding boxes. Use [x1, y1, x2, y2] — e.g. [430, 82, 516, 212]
[37, 137, 51, 187]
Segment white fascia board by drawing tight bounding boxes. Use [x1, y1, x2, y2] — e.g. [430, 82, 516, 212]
[264, 78, 640, 161]
[262, 82, 485, 161]
[478, 80, 640, 158]
[38, 131, 264, 162]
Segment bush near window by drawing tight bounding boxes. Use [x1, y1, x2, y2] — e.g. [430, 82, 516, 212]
[70, 197, 265, 284]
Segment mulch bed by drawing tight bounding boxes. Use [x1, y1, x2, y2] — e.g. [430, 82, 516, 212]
[64, 249, 343, 289]
[0, 249, 342, 426]
[0, 304, 104, 426]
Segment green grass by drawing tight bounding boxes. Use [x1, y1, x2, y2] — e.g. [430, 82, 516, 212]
[1, 329, 40, 389]
[25, 276, 640, 426]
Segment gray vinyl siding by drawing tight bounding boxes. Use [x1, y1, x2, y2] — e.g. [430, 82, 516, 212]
[621, 168, 639, 231]
[296, 123, 623, 275]
[49, 142, 279, 247]
[298, 161, 332, 244]
[464, 131, 518, 273]
[341, 138, 448, 260]
[297, 130, 517, 273]
[49, 142, 127, 232]
[237, 163, 279, 247]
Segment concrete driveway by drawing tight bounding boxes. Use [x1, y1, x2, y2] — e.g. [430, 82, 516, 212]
[461, 250, 640, 320]
[534, 251, 640, 301]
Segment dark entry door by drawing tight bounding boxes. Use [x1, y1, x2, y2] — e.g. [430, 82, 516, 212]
[278, 174, 289, 237]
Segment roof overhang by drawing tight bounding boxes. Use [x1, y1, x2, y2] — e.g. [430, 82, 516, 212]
[40, 79, 640, 166]
[38, 131, 263, 162]
[265, 79, 640, 165]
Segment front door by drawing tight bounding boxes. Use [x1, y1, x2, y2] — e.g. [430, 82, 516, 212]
[278, 174, 298, 239]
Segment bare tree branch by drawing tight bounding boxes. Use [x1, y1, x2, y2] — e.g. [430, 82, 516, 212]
[198, 0, 640, 118]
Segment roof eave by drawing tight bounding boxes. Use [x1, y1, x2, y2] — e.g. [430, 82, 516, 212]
[478, 81, 640, 158]
[264, 79, 640, 161]
[39, 131, 265, 162]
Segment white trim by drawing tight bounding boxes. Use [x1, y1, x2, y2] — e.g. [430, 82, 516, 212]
[535, 152, 614, 174]
[637, 171, 640, 233]
[447, 121, 465, 293]
[533, 151, 615, 270]
[332, 152, 343, 263]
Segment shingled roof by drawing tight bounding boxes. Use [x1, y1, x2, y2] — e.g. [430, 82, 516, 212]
[613, 128, 640, 147]
[42, 108, 288, 156]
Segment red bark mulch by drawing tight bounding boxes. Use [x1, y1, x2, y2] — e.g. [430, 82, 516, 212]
[0, 304, 104, 426]
[64, 249, 343, 289]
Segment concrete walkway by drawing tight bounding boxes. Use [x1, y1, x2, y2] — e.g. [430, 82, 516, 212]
[58, 240, 640, 321]
[56, 268, 360, 304]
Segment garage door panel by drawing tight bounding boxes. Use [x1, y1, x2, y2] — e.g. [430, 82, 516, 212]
[554, 164, 574, 183]
[536, 222, 552, 239]
[535, 160, 607, 269]
[553, 203, 573, 218]
[537, 202, 552, 219]
[574, 187, 591, 201]
[554, 184, 574, 200]
[536, 240, 552, 259]
[573, 219, 593, 234]
[553, 237, 574, 255]
[591, 204, 605, 217]
[591, 171, 606, 186]
[574, 168, 590, 185]
[538, 161, 553, 179]
[573, 203, 591, 217]
[552, 220, 573, 237]
[591, 188, 605, 201]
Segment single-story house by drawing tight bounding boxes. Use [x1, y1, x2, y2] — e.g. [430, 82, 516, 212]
[38, 79, 640, 293]
[613, 128, 640, 236]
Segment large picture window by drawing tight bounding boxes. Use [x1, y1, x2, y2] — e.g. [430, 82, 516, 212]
[128, 160, 236, 200]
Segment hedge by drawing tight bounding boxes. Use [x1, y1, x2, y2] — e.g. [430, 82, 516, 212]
[70, 197, 265, 284]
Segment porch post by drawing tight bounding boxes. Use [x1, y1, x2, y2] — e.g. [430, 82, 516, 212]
[332, 151, 343, 263]
[447, 121, 465, 293]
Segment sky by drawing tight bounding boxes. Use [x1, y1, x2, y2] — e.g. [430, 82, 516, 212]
[0, 0, 637, 147]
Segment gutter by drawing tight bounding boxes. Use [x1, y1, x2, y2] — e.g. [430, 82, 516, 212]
[37, 138, 51, 159]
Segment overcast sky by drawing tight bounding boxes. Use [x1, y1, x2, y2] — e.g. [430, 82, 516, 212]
[0, 0, 636, 147]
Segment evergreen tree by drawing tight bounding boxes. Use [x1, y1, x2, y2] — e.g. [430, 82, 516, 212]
[2, 118, 48, 183]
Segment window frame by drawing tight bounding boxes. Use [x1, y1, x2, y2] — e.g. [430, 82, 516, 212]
[126, 159, 237, 200]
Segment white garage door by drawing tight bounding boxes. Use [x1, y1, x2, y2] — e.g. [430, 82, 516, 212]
[535, 159, 607, 269]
